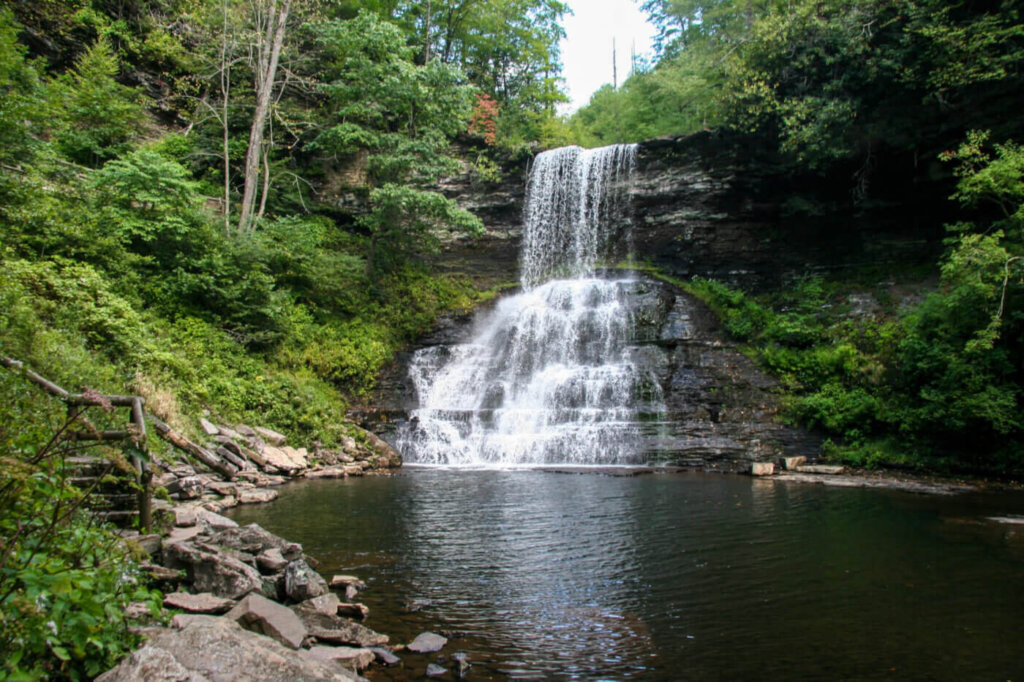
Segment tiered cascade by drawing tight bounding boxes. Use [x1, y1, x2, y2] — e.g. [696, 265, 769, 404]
[398, 144, 664, 465]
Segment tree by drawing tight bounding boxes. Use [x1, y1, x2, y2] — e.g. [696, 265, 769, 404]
[237, 0, 291, 231]
[51, 36, 146, 167]
[312, 11, 482, 275]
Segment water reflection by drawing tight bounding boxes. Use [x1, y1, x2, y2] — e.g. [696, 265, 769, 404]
[229, 471, 1024, 681]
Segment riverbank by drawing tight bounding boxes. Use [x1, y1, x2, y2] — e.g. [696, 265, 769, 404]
[98, 418, 470, 680]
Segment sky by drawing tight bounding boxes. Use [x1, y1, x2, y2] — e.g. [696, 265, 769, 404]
[558, 0, 658, 114]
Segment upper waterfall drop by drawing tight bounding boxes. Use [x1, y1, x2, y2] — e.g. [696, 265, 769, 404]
[397, 143, 665, 467]
[521, 144, 637, 289]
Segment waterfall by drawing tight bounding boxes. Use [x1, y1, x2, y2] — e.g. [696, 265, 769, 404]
[397, 144, 664, 466]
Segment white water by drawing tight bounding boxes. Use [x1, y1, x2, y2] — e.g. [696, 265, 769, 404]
[398, 144, 664, 466]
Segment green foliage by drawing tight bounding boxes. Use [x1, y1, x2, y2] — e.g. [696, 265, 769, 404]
[51, 37, 147, 167]
[0, 9, 46, 164]
[0, 373, 163, 680]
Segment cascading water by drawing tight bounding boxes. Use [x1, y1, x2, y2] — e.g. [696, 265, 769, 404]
[397, 144, 665, 466]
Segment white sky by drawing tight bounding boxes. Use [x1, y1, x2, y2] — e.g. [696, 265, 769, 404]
[558, 0, 658, 114]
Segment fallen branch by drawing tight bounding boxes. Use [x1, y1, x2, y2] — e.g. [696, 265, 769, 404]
[146, 412, 237, 480]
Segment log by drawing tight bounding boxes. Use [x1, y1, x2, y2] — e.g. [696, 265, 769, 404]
[1, 357, 70, 398]
[146, 413, 236, 480]
[64, 430, 131, 442]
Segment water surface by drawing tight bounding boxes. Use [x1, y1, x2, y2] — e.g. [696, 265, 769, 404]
[229, 470, 1024, 680]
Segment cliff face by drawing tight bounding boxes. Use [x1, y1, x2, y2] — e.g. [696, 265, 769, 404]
[431, 130, 949, 289]
[359, 132, 949, 468]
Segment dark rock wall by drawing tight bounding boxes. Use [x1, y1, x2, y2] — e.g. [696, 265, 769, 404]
[358, 274, 822, 471]
[432, 130, 949, 289]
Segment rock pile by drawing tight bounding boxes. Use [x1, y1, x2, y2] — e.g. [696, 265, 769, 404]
[103, 507, 433, 680]
[150, 419, 402, 514]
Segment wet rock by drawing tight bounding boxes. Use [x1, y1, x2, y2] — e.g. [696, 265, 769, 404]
[305, 645, 375, 672]
[254, 426, 288, 446]
[344, 585, 359, 601]
[371, 647, 401, 666]
[96, 616, 355, 682]
[453, 652, 471, 678]
[226, 593, 308, 649]
[426, 663, 448, 677]
[285, 559, 329, 602]
[330, 575, 367, 591]
[751, 462, 775, 476]
[292, 601, 389, 647]
[407, 632, 447, 653]
[337, 603, 369, 620]
[163, 591, 235, 615]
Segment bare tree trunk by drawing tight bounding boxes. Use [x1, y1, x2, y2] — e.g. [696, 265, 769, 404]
[221, 0, 232, 234]
[238, 0, 290, 232]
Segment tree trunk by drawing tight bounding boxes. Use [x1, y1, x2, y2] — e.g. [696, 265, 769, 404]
[237, 0, 290, 232]
[221, 0, 232, 234]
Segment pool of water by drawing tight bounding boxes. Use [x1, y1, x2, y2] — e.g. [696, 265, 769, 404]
[229, 470, 1024, 680]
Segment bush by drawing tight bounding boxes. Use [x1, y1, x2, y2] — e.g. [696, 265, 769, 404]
[0, 372, 163, 680]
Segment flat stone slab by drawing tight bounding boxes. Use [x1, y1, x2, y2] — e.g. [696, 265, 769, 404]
[227, 593, 308, 650]
[254, 426, 287, 446]
[773, 473, 973, 495]
[163, 592, 235, 615]
[406, 632, 447, 653]
[330, 575, 367, 590]
[751, 462, 775, 476]
[305, 646, 375, 672]
[795, 464, 847, 475]
[96, 616, 358, 682]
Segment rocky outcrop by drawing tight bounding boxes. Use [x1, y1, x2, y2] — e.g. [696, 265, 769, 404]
[96, 616, 362, 682]
[363, 273, 821, 471]
[431, 130, 949, 290]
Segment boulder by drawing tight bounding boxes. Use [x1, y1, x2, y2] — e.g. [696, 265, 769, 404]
[195, 509, 238, 532]
[357, 428, 403, 468]
[301, 593, 341, 616]
[751, 462, 775, 476]
[254, 426, 288, 446]
[226, 593, 308, 650]
[783, 456, 807, 470]
[199, 418, 220, 436]
[206, 480, 239, 497]
[426, 663, 448, 677]
[282, 446, 309, 469]
[406, 632, 447, 653]
[163, 592, 235, 615]
[208, 524, 298, 558]
[453, 651, 471, 678]
[262, 445, 304, 474]
[96, 616, 357, 682]
[166, 525, 202, 545]
[285, 559, 329, 602]
[174, 508, 198, 528]
[164, 542, 263, 600]
[167, 476, 204, 500]
[304, 646, 375, 672]
[217, 424, 244, 441]
[292, 602, 389, 648]
[257, 547, 289, 574]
